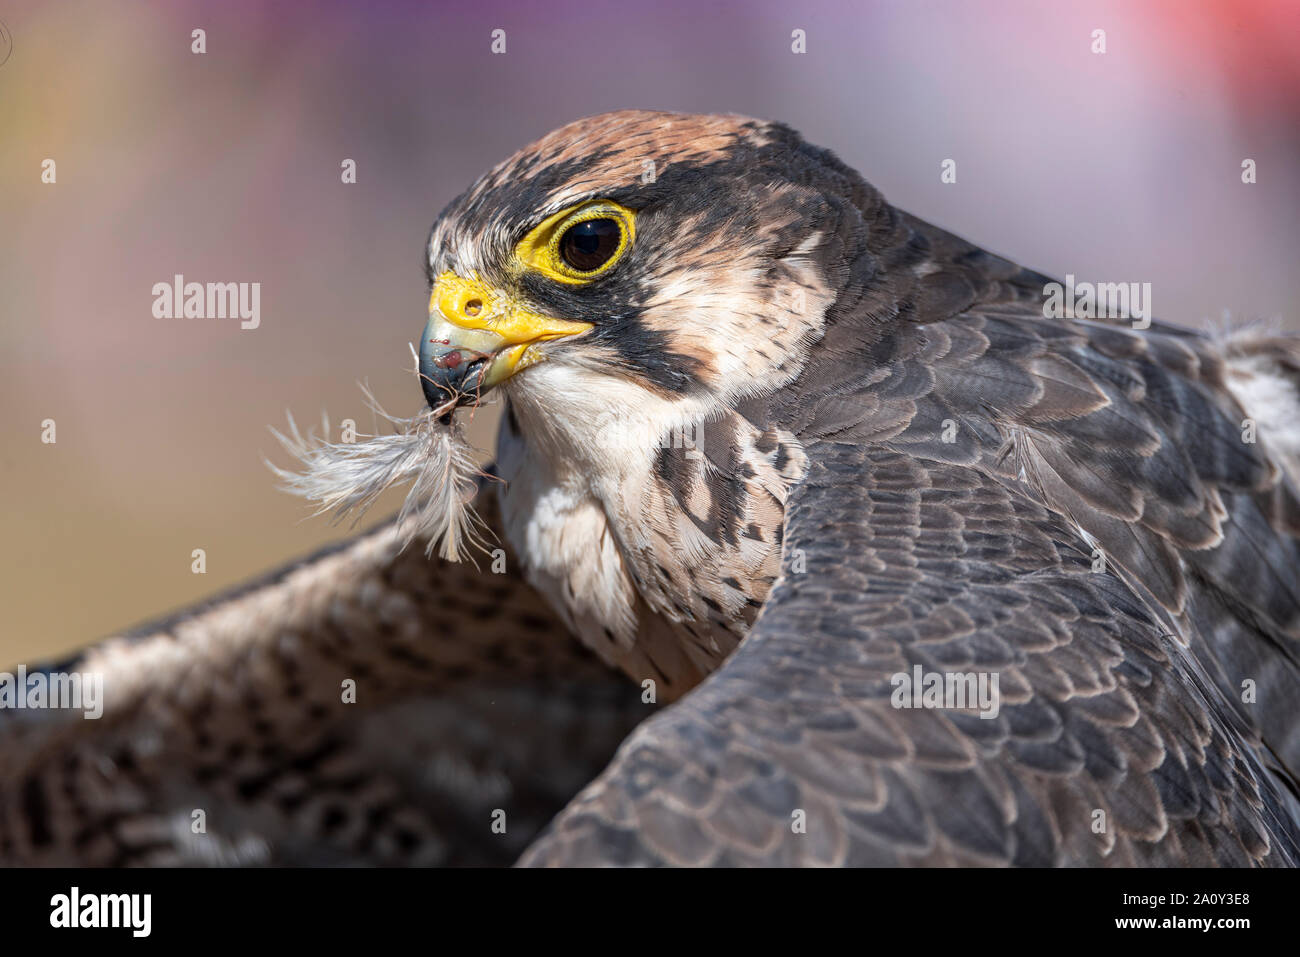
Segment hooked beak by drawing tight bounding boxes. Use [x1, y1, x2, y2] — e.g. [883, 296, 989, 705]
[418, 271, 592, 411]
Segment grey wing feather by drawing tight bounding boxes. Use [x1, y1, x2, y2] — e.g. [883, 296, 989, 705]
[0, 487, 644, 866]
[520, 445, 1300, 866]
[521, 263, 1300, 867]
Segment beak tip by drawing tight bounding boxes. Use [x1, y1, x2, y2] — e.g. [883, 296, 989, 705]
[419, 339, 490, 411]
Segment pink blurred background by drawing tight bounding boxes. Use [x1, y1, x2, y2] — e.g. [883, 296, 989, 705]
[1, 0, 1297, 663]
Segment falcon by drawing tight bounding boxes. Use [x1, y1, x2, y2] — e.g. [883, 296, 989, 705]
[4, 110, 1300, 867]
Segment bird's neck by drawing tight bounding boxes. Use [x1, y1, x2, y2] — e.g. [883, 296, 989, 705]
[494, 387, 805, 699]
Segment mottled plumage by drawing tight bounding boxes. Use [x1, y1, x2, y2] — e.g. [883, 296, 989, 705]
[4, 111, 1299, 866]
[0, 494, 643, 865]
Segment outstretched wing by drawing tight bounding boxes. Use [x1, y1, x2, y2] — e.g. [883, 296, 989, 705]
[519, 443, 1300, 866]
[0, 491, 645, 866]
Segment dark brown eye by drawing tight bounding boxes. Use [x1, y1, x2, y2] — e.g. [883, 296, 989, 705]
[558, 218, 622, 273]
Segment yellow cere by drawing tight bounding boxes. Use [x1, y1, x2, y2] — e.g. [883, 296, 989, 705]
[429, 271, 592, 344]
[513, 199, 636, 284]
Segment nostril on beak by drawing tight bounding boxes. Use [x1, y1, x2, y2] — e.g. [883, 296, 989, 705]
[464, 298, 482, 317]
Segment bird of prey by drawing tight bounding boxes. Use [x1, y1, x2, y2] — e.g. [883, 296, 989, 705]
[4, 110, 1300, 867]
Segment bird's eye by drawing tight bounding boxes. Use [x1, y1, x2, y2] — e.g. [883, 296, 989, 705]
[558, 219, 621, 273]
[514, 199, 636, 284]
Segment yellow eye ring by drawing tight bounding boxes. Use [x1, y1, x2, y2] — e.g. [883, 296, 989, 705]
[514, 200, 636, 284]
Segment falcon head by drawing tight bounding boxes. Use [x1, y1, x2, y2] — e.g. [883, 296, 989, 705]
[419, 110, 856, 452]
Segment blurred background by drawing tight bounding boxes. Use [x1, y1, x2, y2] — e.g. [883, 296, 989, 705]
[1, 0, 1297, 664]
